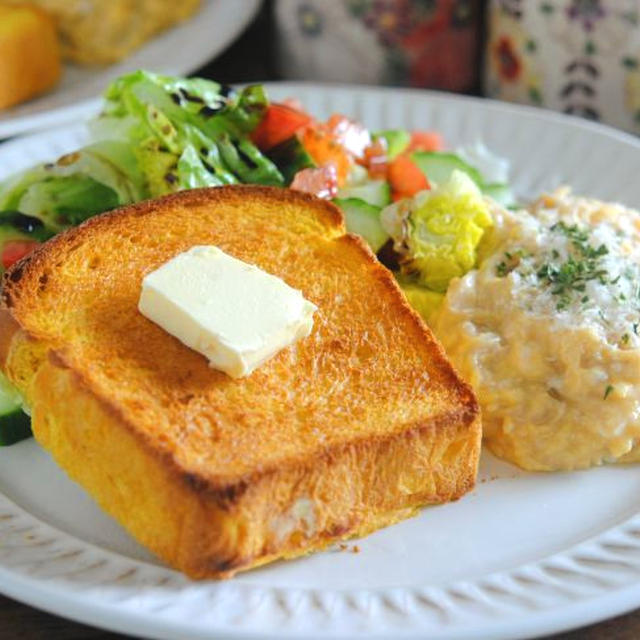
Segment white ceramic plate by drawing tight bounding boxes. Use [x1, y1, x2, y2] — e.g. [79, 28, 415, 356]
[2, 84, 640, 640]
[0, 0, 261, 140]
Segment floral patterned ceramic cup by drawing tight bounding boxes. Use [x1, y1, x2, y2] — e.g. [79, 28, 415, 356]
[485, 0, 640, 132]
[274, 0, 482, 92]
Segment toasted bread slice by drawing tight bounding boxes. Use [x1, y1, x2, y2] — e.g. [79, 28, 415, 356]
[0, 185, 480, 578]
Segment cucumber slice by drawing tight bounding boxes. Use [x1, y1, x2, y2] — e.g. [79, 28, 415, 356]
[373, 129, 410, 159]
[482, 182, 517, 208]
[0, 373, 31, 446]
[411, 151, 518, 207]
[337, 179, 391, 208]
[266, 136, 316, 184]
[411, 151, 484, 187]
[333, 198, 389, 253]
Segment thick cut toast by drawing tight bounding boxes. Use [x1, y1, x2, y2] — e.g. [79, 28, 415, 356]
[0, 186, 480, 578]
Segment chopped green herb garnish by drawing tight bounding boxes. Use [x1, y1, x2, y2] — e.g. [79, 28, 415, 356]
[497, 220, 639, 316]
[604, 385, 614, 400]
[533, 223, 612, 310]
[551, 222, 608, 259]
[537, 256, 609, 310]
[551, 221, 588, 243]
[621, 333, 630, 345]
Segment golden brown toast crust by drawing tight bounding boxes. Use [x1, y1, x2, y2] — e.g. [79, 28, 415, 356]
[1, 185, 480, 578]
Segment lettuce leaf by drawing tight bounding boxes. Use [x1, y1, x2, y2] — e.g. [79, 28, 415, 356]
[0, 142, 142, 231]
[381, 170, 493, 292]
[17, 177, 120, 227]
[91, 71, 283, 194]
[406, 171, 492, 291]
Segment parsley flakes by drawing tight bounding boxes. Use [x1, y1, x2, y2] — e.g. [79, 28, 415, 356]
[537, 256, 608, 310]
[496, 221, 614, 311]
[537, 222, 610, 310]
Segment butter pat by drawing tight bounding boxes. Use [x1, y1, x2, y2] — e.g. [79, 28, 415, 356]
[138, 246, 317, 378]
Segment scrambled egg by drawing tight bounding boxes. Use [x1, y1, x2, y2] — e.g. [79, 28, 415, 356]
[433, 188, 640, 471]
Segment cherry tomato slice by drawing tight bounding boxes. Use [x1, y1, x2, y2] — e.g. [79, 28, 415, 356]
[388, 155, 430, 200]
[251, 103, 313, 151]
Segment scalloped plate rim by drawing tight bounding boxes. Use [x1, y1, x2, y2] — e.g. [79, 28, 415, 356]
[3, 491, 640, 640]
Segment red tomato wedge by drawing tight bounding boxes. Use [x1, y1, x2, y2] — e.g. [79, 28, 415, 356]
[388, 155, 430, 201]
[407, 131, 444, 153]
[2, 239, 39, 270]
[251, 103, 313, 151]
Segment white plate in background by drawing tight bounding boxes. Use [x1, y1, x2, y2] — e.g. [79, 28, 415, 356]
[0, 0, 262, 140]
[1, 84, 640, 640]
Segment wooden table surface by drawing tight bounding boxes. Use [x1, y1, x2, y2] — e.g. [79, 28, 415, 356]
[2, 3, 639, 638]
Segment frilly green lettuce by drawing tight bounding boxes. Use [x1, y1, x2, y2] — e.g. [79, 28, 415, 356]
[0, 142, 143, 230]
[382, 170, 493, 293]
[92, 70, 283, 194]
